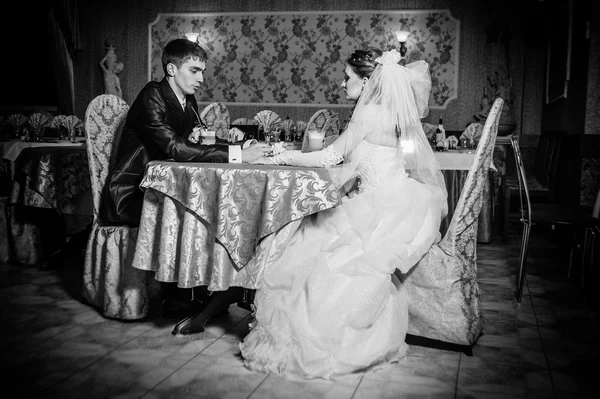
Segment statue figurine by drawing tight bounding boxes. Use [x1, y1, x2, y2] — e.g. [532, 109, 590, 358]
[100, 39, 124, 98]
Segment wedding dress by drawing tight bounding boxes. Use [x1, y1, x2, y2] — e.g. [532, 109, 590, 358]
[240, 51, 447, 379]
[240, 140, 445, 379]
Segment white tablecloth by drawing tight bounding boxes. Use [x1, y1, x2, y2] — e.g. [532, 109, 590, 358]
[0, 139, 86, 162]
[435, 150, 496, 172]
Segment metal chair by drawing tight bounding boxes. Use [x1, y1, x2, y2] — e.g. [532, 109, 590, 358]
[501, 131, 565, 240]
[511, 135, 600, 302]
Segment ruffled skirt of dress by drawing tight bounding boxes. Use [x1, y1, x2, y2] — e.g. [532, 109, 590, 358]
[240, 174, 444, 380]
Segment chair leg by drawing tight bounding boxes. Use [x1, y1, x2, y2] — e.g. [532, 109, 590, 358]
[517, 223, 531, 303]
[502, 188, 511, 242]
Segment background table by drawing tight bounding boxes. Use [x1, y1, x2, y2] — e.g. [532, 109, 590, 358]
[434, 150, 496, 243]
[0, 141, 92, 265]
[132, 161, 341, 290]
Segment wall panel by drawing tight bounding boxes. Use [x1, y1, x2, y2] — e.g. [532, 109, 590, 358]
[73, 0, 541, 135]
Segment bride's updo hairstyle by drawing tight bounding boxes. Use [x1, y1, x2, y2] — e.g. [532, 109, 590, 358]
[346, 47, 383, 79]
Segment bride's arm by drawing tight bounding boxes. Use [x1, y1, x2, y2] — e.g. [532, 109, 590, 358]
[264, 135, 348, 167]
[255, 107, 378, 167]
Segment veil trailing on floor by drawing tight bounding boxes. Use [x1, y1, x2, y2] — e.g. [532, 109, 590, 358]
[328, 50, 447, 213]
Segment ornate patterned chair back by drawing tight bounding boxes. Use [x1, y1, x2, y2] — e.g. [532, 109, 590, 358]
[231, 117, 258, 126]
[84, 94, 129, 221]
[302, 109, 338, 152]
[402, 98, 503, 350]
[200, 102, 230, 139]
[440, 98, 503, 251]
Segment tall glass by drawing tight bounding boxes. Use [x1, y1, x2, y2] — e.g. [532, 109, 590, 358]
[307, 129, 325, 151]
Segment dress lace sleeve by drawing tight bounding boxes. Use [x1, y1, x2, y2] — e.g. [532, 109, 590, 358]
[251, 145, 343, 168]
[318, 146, 344, 167]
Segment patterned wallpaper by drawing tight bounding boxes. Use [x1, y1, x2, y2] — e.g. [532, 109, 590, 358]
[148, 10, 460, 109]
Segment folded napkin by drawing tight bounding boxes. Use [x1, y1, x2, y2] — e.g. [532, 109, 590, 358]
[63, 115, 82, 136]
[50, 115, 67, 129]
[28, 112, 51, 137]
[200, 102, 230, 139]
[460, 123, 483, 141]
[254, 110, 282, 133]
[445, 135, 459, 149]
[296, 120, 307, 135]
[6, 114, 28, 131]
[280, 118, 295, 134]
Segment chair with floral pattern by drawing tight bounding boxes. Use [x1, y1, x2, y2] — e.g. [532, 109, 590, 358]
[401, 98, 503, 351]
[200, 102, 230, 140]
[83, 94, 149, 320]
[231, 117, 258, 126]
[302, 109, 339, 152]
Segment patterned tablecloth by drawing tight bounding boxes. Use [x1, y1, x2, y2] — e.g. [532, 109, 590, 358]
[441, 169, 494, 244]
[131, 153, 496, 289]
[5, 147, 92, 215]
[0, 144, 92, 264]
[132, 161, 342, 290]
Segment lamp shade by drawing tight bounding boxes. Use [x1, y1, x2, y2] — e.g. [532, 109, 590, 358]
[394, 30, 410, 42]
[185, 32, 199, 42]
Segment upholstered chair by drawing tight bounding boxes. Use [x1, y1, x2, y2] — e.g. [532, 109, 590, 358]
[302, 109, 339, 152]
[401, 98, 503, 351]
[200, 102, 230, 139]
[82, 94, 149, 320]
[231, 117, 258, 126]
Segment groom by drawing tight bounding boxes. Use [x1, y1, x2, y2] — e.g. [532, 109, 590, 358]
[100, 38, 269, 227]
[99, 38, 269, 319]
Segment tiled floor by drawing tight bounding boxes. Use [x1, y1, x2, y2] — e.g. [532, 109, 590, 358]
[1, 223, 598, 398]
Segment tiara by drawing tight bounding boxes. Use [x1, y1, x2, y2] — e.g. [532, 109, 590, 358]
[349, 53, 374, 63]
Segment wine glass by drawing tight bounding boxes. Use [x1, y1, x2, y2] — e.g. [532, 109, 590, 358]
[264, 127, 272, 144]
[293, 125, 302, 143]
[271, 127, 282, 142]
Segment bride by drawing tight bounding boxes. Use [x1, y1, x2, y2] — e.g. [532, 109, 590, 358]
[239, 47, 448, 379]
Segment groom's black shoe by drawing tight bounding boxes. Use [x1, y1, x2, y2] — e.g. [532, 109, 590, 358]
[172, 287, 243, 335]
[161, 283, 210, 319]
[162, 297, 206, 320]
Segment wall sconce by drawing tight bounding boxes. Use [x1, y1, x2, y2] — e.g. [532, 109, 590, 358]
[394, 30, 410, 58]
[185, 32, 200, 43]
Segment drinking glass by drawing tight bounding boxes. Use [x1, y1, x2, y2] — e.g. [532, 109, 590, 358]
[307, 129, 325, 151]
[293, 126, 302, 143]
[271, 127, 281, 142]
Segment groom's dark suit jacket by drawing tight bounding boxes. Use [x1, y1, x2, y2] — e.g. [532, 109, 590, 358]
[99, 78, 230, 227]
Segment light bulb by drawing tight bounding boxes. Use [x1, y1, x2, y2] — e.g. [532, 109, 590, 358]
[185, 32, 200, 43]
[394, 30, 410, 43]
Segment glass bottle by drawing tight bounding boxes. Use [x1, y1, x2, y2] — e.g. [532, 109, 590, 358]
[435, 116, 446, 151]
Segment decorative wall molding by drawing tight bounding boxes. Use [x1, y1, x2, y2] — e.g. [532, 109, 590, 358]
[149, 10, 460, 109]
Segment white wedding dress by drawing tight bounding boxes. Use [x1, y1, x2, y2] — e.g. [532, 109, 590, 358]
[240, 140, 445, 380]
